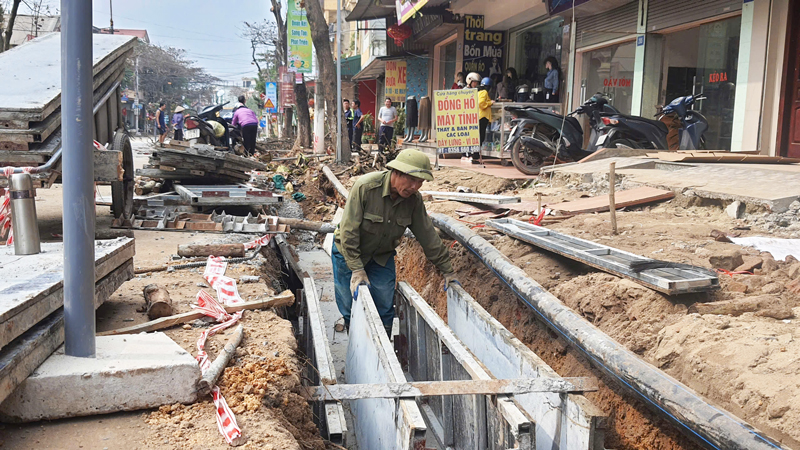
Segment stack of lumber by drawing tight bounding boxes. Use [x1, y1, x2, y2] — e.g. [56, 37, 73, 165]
[137, 143, 267, 184]
[0, 34, 137, 180]
[0, 238, 135, 405]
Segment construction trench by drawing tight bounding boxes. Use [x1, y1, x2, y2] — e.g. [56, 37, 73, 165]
[1, 153, 798, 449]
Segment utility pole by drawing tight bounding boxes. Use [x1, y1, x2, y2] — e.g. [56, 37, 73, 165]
[314, 54, 324, 155]
[134, 56, 139, 132]
[61, 0, 96, 357]
[108, 0, 114, 34]
[335, 0, 342, 161]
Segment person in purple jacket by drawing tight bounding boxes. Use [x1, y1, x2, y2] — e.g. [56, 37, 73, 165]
[232, 95, 259, 156]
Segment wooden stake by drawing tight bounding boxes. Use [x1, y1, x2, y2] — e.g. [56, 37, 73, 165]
[609, 162, 617, 235]
[197, 324, 244, 396]
[537, 192, 542, 215]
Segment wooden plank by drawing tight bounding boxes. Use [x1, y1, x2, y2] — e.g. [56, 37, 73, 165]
[548, 186, 675, 214]
[0, 238, 134, 349]
[0, 258, 132, 404]
[98, 291, 295, 336]
[304, 377, 595, 400]
[447, 284, 607, 450]
[579, 147, 665, 163]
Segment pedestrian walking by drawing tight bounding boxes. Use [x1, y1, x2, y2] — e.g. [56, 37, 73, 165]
[331, 149, 458, 335]
[232, 95, 259, 156]
[155, 102, 167, 147]
[344, 99, 354, 148]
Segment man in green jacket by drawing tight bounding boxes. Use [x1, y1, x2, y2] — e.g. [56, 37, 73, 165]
[332, 149, 458, 335]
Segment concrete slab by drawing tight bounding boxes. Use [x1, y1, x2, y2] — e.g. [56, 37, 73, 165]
[0, 333, 200, 422]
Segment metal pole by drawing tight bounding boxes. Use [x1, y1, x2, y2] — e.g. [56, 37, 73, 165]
[134, 57, 139, 133]
[335, 0, 342, 162]
[109, 0, 114, 34]
[314, 55, 325, 155]
[61, 0, 96, 357]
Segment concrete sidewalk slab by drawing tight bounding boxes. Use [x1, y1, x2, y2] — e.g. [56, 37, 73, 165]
[0, 333, 200, 422]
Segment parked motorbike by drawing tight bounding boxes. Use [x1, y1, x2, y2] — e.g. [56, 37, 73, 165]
[595, 93, 708, 150]
[504, 94, 619, 175]
[183, 102, 231, 148]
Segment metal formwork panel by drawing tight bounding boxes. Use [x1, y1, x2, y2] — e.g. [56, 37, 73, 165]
[486, 218, 719, 295]
[346, 287, 427, 450]
[396, 282, 534, 450]
[174, 184, 282, 206]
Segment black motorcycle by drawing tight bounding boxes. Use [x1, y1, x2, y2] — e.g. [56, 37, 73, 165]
[197, 102, 232, 150]
[595, 93, 708, 150]
[504, 94, 619, 175]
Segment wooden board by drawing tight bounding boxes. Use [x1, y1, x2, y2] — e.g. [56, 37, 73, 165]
[0, 34, 136, 121]
[0, 258, 133, 404]
[0, 238, 135, 349]
[548, 186, 674, 214]
[648, 151, 800, 164]
[579, 147, 666, 163]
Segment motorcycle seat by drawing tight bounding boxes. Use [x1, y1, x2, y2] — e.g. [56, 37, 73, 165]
[615, 113, 669, 134]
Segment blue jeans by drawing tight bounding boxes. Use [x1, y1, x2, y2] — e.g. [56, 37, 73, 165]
[331, 242, 396, 328]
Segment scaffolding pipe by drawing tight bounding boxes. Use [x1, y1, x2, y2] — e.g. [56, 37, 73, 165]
[429, 212, 788, 450]
[61, 0, 96, 357]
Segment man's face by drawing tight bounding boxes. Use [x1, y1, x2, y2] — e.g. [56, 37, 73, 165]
[344, 101, 350, 110]
[385, 99, 392, 107]
[391, 171, 424, 198]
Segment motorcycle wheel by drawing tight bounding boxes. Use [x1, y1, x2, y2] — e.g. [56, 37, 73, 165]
[510, 139, 547, 175]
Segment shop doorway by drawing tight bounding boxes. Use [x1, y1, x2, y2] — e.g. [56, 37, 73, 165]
[435, 36, 458, 91]
[661, 16, 741, 150]
[580, 41, 636, 115]
[778, 6, 800, 157]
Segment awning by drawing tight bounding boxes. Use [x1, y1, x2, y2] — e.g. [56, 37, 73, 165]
[346, 0, 451, 22]
[352, 57, 387, 81]
[346, 0, 396, 22]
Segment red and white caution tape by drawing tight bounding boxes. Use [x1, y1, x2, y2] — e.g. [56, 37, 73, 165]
[0, 190, 11, 246]
[244, 234, 271, 250]
[202, 256, 243, 306]
[212, 385, 242, 445]
[193, 255, 254, 445]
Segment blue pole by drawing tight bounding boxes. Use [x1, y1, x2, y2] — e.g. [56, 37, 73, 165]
[61, 0, 96, 357]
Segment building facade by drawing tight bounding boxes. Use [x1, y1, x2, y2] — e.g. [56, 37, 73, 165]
[346, 0, 798, 156]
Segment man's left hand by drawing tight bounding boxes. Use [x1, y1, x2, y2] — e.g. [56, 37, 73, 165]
[443, 272, 460, 291]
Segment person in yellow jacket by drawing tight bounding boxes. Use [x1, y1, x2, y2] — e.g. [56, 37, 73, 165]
[476, 75, 494, 163]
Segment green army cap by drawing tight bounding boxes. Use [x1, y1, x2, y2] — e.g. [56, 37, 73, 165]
[386, 149, 433, 181]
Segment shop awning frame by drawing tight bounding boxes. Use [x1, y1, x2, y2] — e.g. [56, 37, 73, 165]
[346, 0, 451, 22]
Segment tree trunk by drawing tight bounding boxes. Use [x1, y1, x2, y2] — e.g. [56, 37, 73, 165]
[1, 0, 22, 52]
[283, 107, 294, 139]
[293, 81, 312, 149]
[303, 0, 350, 162]
[177, 243, 245, 258]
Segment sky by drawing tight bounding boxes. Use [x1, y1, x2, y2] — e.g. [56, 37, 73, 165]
[8, 0, 278, 84]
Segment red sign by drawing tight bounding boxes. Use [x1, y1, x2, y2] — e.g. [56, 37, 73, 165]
[708, 72, 728, 83]
[603, 78, 632, 88]
[278, 66, 296, 107]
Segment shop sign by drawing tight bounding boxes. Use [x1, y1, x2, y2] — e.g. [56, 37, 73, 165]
[396, 0, 429, 25]
[279, 67, 296, 107]
[708, 71, 729, 83]
[433, 89, 480, 154]
[287, 0, 312, 73]
[603, 78, 632, 88]
[463, 15, 504, 79]
[385, 61, 408, 97]
[265, 82, 278, 113]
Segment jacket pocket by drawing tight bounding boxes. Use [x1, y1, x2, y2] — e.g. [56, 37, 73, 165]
[396, 216, 412, 228]
[362, 212, 384, 234]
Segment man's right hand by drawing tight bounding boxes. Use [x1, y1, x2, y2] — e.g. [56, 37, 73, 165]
[350, 269, 370, 297]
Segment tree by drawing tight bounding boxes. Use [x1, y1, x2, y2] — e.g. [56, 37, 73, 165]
[123, 42, 219, 108]
[266, 0, 312, 150]
[304, 0, 350, 160]
[1, 0, 22, 52]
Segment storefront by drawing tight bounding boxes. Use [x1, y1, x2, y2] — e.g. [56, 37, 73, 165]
[580, 41, 636, 114]
[509, 18, 564, 88]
